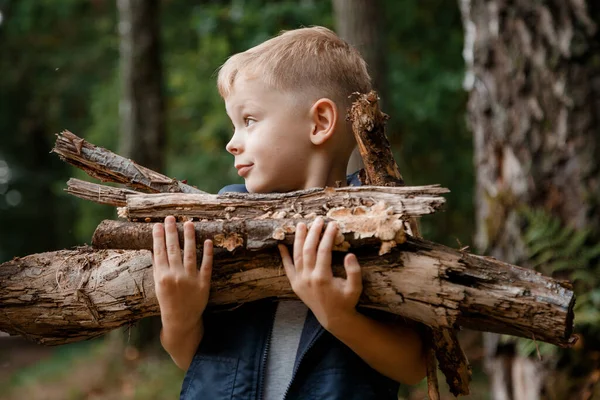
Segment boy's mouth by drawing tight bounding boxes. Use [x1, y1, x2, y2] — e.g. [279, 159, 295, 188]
[235, 163, 253, 177]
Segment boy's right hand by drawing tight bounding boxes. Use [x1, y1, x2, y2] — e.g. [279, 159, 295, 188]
[152, 216, 213, 331]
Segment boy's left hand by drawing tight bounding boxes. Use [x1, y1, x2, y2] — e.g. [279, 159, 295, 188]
[278, 217, 363, 330]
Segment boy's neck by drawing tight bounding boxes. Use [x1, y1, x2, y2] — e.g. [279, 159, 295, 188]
[301, 158, 348, 190]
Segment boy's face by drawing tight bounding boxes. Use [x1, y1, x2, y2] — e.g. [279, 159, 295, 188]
[225, 76, 314, 193]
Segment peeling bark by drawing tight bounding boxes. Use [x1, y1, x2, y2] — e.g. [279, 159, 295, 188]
[0, 237, 575, 346]
[121, 185, 447, 223]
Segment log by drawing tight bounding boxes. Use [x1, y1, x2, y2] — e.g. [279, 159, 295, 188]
[92, 219, 400, 254]
[349, 91, 469, 396]
[120, 185, 449, 221]
[52, 130, 205, 194]
[0, 237, 575, 347]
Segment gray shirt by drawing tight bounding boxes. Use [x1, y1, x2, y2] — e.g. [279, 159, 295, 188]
[263, 300, 309, 400]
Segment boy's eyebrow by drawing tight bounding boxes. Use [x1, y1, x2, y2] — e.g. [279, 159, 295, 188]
[228, 101, 265, 117]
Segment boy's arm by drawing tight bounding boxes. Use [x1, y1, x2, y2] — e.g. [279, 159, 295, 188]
[160, 318, 204, 370]
[278, 217, 427, 385]
[324, 311, 426, 385]
[153, 216, 213, 371]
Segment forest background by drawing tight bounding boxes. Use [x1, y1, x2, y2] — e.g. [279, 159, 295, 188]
[1, 0, 594, 399]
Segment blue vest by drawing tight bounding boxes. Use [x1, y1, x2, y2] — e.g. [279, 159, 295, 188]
[180, 175, 399, 399]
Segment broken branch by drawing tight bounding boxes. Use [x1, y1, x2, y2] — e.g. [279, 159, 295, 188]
[53, 130, 205, 194]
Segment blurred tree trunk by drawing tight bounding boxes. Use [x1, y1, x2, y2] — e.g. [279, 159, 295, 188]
[118, 0, 165, 172]
[460, 0, 600, 398]
[333, 0, 386, 174]
[117, 0, 165, 349]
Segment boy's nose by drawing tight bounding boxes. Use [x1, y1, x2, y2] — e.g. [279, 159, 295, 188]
[226, 134, 243, 155]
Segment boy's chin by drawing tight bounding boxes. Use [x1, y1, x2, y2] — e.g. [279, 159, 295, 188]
[245, 179, 269, 194]
[245, 179, 282, 194]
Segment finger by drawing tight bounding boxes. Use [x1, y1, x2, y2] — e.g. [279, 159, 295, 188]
[152, 223, 168, 274]
[315, 222, 337, 277]
[198, 240, 213, 287]
[183, 221, 197, 276]
[344, 253, 363, 293]
[293, 223, 307, 274]
[278, 244, 296, 281]
[164, 216, 183, 270]
[303, 217, 324, 271]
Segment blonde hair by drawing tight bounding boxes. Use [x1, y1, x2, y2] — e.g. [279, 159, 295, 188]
[217, 26, 372, 111]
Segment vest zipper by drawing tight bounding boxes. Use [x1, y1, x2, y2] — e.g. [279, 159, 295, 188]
[281, 328, 322, 400]
[258, 305, 276, 400]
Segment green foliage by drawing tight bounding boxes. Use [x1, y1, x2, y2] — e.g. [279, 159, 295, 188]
[500, 208, 600, 359]
[382, 0, 473, 246]
[522, 207, 600, 330]
[523, 208, 600, 282]
[0, 0, 118, 260]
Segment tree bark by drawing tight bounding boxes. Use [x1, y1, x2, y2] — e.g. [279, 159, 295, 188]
[0, 236, 575, 346]
[348, 92, 404, 186]
[121, 185, 447, 221]
[65, 177, 448, 217]
[92, 219, 400, 253]
[53, 130, 203, 194]
[66, 178, 142, 207]
[460, 0, 600, 398]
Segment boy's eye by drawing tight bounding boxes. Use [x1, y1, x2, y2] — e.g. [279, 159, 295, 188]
[244, 117, 256, 127]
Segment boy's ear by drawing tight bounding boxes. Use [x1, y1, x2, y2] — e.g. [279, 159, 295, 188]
[309, 98, 338, 146]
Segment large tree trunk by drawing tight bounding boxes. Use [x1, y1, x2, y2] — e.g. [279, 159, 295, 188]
[333, 0, 386, 174]
[117, 0, 165, 348]
[460, 0, 600, 398]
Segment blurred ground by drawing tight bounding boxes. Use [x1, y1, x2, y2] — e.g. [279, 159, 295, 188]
[0, 334, 184, 400]
[0, 330, 490, 400]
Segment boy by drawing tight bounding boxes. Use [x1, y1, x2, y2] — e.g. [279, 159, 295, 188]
[152, 26, 427, 399]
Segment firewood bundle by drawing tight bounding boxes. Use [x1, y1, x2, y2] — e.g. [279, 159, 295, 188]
[0, 93, 575, 398]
